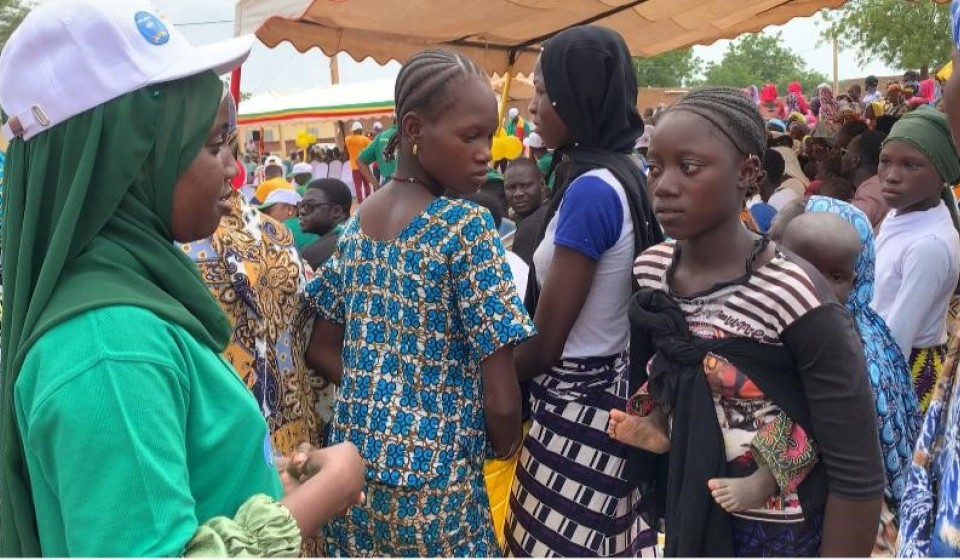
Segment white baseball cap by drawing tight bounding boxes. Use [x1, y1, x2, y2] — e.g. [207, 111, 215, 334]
[264, 155, 284, 167]
[523, 132, 544, 149]
[373, 121, 383, 130]
[508, 107, 520, 118]
[292, 162, 313, 175]
[0, 0, 254, 141]
[351, 121, 363, 131]
[258, 188, 302, 210]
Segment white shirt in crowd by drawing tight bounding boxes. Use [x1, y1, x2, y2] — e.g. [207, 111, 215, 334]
[872, 202, 960, 358]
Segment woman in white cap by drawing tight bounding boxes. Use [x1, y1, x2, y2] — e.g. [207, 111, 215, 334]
[291, 161, 314, 194]
[259, 188, 303, 222]
[0, 0, 364, 556]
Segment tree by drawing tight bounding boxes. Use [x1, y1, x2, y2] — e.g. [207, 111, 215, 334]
[698, 32, 828, 92]
[0, 0, 29, 51]
[633, 48, 702, 87]
[824, 0, 951, 76]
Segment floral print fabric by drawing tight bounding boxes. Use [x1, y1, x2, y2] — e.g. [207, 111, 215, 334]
[305, 197, 535, 556]
[899, 335, 960, 556]
[182, 191, 325, 456]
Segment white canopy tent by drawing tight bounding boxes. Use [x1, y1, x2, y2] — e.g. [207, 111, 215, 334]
[238, 77, 395, 126]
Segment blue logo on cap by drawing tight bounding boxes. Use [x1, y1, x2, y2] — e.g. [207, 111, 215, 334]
[134, 11, 169, 45]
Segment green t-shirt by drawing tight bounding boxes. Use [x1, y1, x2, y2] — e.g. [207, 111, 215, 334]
[284, 216, 319, 251]
[15, 305, 282, 556]
[358, 125, 397, 184]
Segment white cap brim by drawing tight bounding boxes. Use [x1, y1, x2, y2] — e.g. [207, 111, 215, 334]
[148, 34, 255, 85]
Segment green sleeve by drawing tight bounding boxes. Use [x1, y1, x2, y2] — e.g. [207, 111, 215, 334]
[185, 494, 301, 557]
[23, 358, 199, 555]
[358, 139, 378, 165]
[523, 121, 532, 135]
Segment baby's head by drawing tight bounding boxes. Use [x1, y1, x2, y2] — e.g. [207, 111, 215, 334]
[780, 212, 861, 303]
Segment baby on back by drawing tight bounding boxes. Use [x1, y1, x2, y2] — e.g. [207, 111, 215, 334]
[780, 212, 862, 303]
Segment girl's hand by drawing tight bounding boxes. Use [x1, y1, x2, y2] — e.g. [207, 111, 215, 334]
[280, 442, 367, 537]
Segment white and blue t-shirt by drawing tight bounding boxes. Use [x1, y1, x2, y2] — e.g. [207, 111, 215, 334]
[533, 168, 635, 359]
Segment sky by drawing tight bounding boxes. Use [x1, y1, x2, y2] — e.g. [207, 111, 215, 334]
[136, 0, 902, 95]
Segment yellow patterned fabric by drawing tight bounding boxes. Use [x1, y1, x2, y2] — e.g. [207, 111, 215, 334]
[910, 345, 948, 413]
[182, 191, 330, 455]
[484, 420, 531, 550]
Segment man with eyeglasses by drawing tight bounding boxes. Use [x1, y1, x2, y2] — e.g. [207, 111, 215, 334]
[300, 178, 354, 270]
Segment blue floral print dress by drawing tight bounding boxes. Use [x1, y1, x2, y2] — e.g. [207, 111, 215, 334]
[305, 197, 535, 557]
[899, 338, 960, 557]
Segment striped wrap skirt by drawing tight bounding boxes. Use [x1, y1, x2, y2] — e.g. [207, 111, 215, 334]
[504, 352, 657, 557]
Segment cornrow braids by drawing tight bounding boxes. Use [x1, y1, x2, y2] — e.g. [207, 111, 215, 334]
[668, 87, 767, 158]
[383, 49, 487, 162]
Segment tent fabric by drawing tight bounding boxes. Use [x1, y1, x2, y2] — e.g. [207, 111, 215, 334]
[235, 0, 847, 75]
[237, 78, 395, 125]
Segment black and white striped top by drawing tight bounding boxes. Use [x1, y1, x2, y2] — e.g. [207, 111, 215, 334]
[633, 240, 824, 344]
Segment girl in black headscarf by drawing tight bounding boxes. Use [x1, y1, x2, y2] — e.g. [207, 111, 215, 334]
[507, 25, 662, 557]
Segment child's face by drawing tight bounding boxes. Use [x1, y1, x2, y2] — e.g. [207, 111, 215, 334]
[878, 140, 943, 212]
[801, 245, 858, 303]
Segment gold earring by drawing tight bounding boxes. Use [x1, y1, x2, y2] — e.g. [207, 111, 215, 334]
[413, 143, 419, 156]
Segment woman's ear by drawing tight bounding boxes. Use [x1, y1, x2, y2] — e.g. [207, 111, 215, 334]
[738, 154, 762, 193]
[401, 111, 423, 147]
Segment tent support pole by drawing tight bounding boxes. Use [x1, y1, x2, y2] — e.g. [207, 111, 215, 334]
[497, 50, 519, 133]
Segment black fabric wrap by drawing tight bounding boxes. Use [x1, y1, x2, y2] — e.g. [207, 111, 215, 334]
[630, 288, 827, 557]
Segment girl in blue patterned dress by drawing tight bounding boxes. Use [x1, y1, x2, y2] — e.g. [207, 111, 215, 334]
[304, 49, 535, 557]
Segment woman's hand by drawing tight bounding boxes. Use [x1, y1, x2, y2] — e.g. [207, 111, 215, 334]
[280, 442, 366, 536]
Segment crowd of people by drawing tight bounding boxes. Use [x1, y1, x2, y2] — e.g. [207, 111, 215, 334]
[6, 0, 960, 557]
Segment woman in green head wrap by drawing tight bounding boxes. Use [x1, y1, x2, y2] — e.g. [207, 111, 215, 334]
[872, 105, 960, 414]
[0, 0, 363, 556]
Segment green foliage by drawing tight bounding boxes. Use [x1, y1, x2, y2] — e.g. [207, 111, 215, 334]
[697, 32, 828, 92]
[823, 0, 951, 73]
[0, 0, 28, 50]
[633, 48, 703, 87]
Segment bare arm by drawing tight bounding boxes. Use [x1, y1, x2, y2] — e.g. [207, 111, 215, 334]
[306, 318, 344, 385]
[782, 304, 884, 556]
[481, 347, 523, 457]
[515, 245, 598, 381]
[820, 496, 882, 557]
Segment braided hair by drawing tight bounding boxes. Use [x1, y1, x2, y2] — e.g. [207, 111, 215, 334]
[668, 87, 767, 159]
[383, 49, 487, 161]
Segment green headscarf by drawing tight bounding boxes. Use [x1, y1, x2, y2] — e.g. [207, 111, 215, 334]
[0, 71, 232, 556]
[883, 105, 960, 232]
[884, 105, 960, 185]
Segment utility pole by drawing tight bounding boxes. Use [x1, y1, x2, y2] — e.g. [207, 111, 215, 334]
[330, 54, 340, 85]
[832, 37, 839, 93]
[330, 54, 344, 148]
